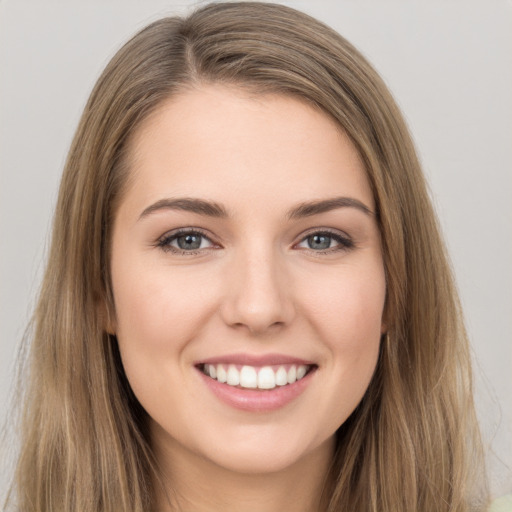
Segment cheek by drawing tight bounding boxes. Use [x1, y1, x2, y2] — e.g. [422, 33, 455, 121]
[110, 257, 227, 414]
[112, 260, 217, 354]
[298, 262, 386, 343]
[296, 264, 385, 410]
[110, 263, 217, 418]
[331, 273, 384, 368]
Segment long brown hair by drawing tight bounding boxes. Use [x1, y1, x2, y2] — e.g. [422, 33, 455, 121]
[7, 2, 488, 511]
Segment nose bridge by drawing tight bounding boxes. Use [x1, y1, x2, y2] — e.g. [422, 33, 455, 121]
[222, 240, 294, 334]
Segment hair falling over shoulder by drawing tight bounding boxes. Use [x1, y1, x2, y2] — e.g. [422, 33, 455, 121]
[4, 2, 489, 511]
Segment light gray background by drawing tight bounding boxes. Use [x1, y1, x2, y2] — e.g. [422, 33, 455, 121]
[1, 0, 511, 498]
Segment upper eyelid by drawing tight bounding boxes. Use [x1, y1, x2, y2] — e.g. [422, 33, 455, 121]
[159, 227, 215, 242]
[295, 227, 352, 242]
[156, 226, 353, 246]
[293, 228, 355, 254]
[153, 230, 219, 259]
[155, 228, 219, 253]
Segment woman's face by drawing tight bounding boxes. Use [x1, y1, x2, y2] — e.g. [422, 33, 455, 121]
[110, 85, 386, 475]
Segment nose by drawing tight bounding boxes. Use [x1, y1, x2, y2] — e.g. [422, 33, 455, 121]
[220, 245, 295, 335]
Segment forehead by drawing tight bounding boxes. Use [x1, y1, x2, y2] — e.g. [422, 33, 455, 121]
[120, 84, 374, 217]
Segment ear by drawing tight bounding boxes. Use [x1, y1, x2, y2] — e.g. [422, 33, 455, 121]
[380, 298, 391, 335]
[96, 296, 117, 335]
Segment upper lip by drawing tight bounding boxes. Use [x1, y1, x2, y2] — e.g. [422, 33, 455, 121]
[196, 353, 316, 367]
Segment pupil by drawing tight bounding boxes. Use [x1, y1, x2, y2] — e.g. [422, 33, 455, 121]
[178, 234, 201, 250]
[308, 234, 331, 250]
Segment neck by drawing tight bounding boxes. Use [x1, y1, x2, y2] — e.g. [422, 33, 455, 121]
[152, 430, 335, 512]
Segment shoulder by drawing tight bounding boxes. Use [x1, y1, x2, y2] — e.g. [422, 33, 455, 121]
[489, 495, 512, 512]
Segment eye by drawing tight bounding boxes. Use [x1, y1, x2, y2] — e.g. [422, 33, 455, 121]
[296, 230, 353, 253]
[157, 229, 216, 254]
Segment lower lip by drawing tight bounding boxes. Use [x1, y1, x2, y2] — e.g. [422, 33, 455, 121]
[197, 368, 315, 412]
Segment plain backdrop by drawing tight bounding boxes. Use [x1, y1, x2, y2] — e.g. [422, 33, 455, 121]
[1, 0, 511, 498]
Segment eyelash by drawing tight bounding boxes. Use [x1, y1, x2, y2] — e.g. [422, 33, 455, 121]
[296, 229, 354, 254]
[155, 228, 354, 255]
[156, 228, 216, 255]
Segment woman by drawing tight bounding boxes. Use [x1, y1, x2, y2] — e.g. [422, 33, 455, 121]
[6, 2, 491, 511]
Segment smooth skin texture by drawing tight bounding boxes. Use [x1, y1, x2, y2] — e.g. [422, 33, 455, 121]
[110, 85, 387, 512]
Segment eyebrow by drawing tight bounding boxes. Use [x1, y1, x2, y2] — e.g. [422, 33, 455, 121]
[287, 197, 374, 219]
[139, 198, 229, 220]
[138, 196, 373, 221]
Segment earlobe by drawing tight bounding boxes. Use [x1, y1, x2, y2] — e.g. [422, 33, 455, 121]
[97, 298, 117, 335]
[104, 308, 117, 336]
[380, 295, 392, 335]
[380, 310, 387, 335]
[105, 318, 117, 336]
[380, 316, 388, 335]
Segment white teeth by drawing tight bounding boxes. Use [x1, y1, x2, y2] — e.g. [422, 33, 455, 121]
[203, 363, 312, 390]
[275, 366, 288, 386]
[287, 365, 297, 384]
[296, 365, 307, 380]
[216, 365, 227, 383]
[227, 365, 240, 386]
[257, 366, 276, 389]
[240, 366, 258, 388]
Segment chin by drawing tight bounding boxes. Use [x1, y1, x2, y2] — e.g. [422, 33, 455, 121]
[194, 426, 333, 476]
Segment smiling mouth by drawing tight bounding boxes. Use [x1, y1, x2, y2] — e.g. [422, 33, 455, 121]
[198, 363, 317, 391]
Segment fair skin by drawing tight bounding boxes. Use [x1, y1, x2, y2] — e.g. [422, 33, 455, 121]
[110, 85, 386, 512]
